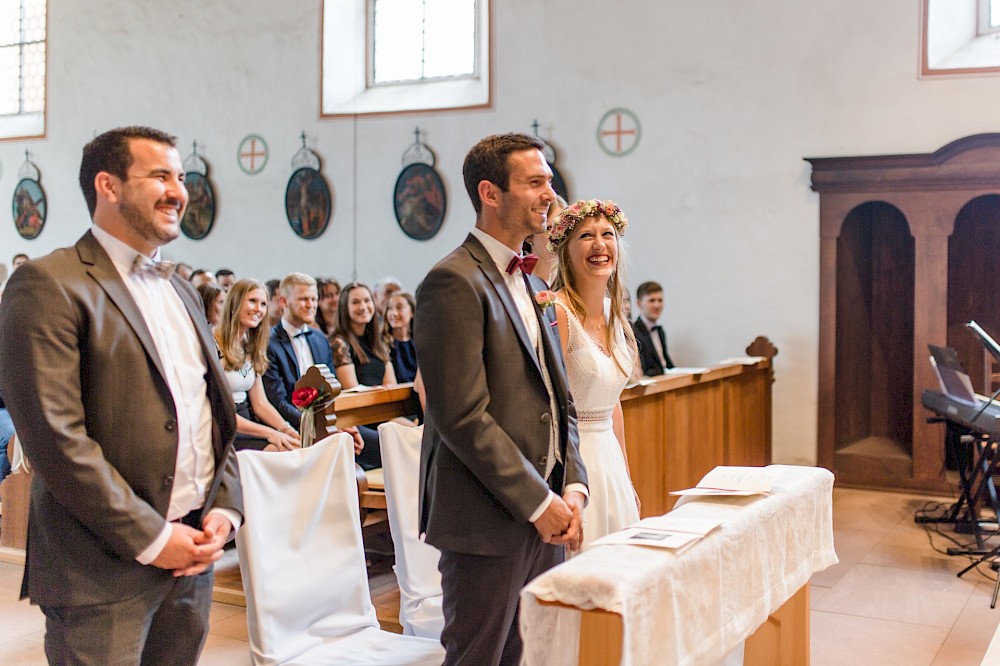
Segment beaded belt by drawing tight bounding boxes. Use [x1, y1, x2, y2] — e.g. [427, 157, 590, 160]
[577, 407, 614, 422]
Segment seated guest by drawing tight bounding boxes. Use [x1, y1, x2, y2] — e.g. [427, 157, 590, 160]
[262, 272, 334, 428]
[632, 280, 675, 376]
[215, 279, 300, 451]
[384, 292, 418, 383]
[175, 261, 193, 280]
[522, 194, 566, 286]
[331, 282, 399, 469]
[265, 278, 283, 327]
[216, 268, 236, 291]
[372, 276, 403, 315]
[11, 253, 29, 272]
[197, 282, 225, 328]
[331, 282, 397, 388]
[315, 277, 341, 336]
[190, 268, 216, 288]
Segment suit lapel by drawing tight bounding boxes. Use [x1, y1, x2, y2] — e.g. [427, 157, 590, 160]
[78, 232, 170, 385]
[524, 274, 570, 404]
[463, 235, 543, 376]
[273, 325, 299, 375]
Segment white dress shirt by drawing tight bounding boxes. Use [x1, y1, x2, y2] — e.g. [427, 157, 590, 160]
[91, 226, 240, 564]
[640, 314, 669, 369]
[470, 228, 588, 521]
[281, 318, 315, 377]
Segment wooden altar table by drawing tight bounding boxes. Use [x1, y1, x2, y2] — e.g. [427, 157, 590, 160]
[520, 465, 837, 666]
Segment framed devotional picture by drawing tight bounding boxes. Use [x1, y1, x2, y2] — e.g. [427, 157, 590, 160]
[12, 178, 46, 240]
[393, 162, 446, 241]
[180, 172, 216, 240]
[285, 167, 332, 240]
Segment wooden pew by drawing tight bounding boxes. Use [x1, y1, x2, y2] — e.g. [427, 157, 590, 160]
[621, 338, 776, 516]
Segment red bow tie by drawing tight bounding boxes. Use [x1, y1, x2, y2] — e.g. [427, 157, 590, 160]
[506, 253, 539, 276]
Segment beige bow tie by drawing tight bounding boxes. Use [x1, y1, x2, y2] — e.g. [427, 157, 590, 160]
[131, 255, 177, 279]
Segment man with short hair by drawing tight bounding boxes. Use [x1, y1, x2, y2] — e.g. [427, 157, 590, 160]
[175, 262, 193, 280]
[11, 253, 28, 272]
[632, 281, 675, 376]
[0, 126, 242, 665]
[415, 133, 587, 665]
[216, 268, 235, 291]
[189, 268, 215, 288]
[262, 272, 334, 428]
[265, 278, 283, 327]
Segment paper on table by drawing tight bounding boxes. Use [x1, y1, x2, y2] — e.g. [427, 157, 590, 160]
[341, 384, 383, 393]
[590, 514, 725, 550]
[591, 528, 704, 550]
[624, 378, 658, 389]
[665, 367, 710, 375]
[632, 514, 725, 536]
[670, 465, 780, 496]
[718, 356, 766, 365]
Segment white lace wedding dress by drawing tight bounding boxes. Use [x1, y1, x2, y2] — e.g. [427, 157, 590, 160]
[557, 300, 640, 551]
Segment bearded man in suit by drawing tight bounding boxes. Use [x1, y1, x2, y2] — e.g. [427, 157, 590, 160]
[415, 133, 587, 666]
[0, 126, 242, 665]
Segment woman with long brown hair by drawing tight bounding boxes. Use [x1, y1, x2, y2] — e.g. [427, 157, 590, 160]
[548, 199, 641, 550]
[215, 278, 300, 451]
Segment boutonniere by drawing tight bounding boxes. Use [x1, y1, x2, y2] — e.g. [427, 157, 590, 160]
[535, 290, 557, 311]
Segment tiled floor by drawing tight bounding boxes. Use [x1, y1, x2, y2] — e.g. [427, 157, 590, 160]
[0, 487, 998, 664]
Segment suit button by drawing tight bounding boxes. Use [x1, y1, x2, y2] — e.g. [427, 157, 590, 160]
[162, 475, 174, 488]
[538, 456, 548, 467]
[165, 419, 176, 432]
[540, 413, 551, 423]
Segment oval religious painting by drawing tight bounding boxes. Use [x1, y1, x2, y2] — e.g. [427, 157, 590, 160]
[12, 178, 46, 240]
[285, 167, 332, 240]
[393, 162, 446, 241]
[180, 172, 216, 240]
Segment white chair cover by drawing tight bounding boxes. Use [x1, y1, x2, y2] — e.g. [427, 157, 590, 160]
[378, 423, 444, 639]
[236, 433, 444, 665]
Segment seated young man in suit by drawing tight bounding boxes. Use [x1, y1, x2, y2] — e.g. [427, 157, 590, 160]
[631, 281, 675, 376]
[262, 272, 366, 457]
[262, 272, 334, 427]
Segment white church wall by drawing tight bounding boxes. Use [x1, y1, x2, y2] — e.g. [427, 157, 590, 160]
[2, 0, 998, 466]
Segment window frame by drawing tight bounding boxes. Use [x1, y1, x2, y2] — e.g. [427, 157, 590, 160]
[921, 0, 1000, 78]
[321, 0, 492, 118]
[366, 0, 479, 88]
[0, 0, 46, 141]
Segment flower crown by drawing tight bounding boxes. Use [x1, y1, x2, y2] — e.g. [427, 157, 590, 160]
[547, 199, 628, 253]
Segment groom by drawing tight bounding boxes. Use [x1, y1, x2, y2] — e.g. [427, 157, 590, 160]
[414, 133, 588, 665]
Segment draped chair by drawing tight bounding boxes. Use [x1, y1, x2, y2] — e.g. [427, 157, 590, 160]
[377, 422, 444, 639]
[235, 433, 444, 665]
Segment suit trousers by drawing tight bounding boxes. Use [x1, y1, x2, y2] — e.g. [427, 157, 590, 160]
[437, 537, 563, 666]
[41, 568, 214, 666]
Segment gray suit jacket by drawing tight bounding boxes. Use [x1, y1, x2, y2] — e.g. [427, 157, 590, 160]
[0, 230, 242, 607]
[414, 233, 586, 556]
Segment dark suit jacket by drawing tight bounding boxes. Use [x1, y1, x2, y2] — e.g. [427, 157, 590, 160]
[632, 317, 674, 376]
[262, 324, 333, 427]
[414, 234, 586, 556]
[0, 230, 242, 607]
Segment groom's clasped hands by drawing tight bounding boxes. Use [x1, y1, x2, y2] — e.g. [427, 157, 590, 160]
[533, 490, 586, 550]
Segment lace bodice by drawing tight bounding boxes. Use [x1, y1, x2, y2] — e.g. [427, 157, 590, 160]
[556, 300, 634, 420]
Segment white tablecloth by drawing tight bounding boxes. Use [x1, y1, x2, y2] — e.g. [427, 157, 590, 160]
[520, 465, 838, 666]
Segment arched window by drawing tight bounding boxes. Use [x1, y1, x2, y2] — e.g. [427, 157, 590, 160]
[0, 0, 45, 140]
[322, 0, 491, 116]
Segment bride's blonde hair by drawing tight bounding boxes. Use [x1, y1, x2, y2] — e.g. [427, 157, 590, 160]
[549, 200, 637, 377]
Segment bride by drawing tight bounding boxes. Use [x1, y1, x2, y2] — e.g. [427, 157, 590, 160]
[547, 199, 641, 550]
